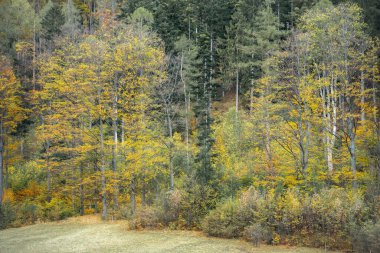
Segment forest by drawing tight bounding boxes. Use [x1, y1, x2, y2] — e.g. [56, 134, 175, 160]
[0, 0, 379, 252]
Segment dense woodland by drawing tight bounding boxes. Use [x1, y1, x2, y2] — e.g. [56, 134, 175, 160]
[0, 0, 380, 251]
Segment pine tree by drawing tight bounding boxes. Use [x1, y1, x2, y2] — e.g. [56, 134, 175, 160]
[62, 0, 81, 38]
[41, 2, 65, 41]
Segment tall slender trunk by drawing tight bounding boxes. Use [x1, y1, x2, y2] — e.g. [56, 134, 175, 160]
[121, 119, 125, 144]
[236, 69, 239, 114]
[373, 76, 380, 167]
[130, 177, 136, 214]
[305, 121, 310, 170]
[80, 165, 84, 216]
[265, 118, 273, 173]
[348, 117, 357, 189]
[141, 182, 146, 206]
[112, 75, 119, 209]
[250, 82, 254, 115]
[46, 143, 51, 202]
[263, 90, 273, 173]
[99, 117, 107, 219]
[0, 122, 3, 205]
[4, 135, 8, 189]
[320, 73, 336, 173]
[33, 15, 36, 90]
[360, 70, 365, 122]
[180, 52, 190, 172]
[166, 106, 174, 190]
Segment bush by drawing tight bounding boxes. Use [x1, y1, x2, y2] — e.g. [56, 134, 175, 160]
[156, 190, 182, 226]
[17, 201, 42, 225]
[244, 223, 271, 246]
[351, 222, 380, 253]
[129, 206, 160, 229]
[202, 187, 371, 249]
[43, 198, 74, 221]
[202, 198, 242, 237]
[203, 188, 267, 238]
[0, 202, 16, 229]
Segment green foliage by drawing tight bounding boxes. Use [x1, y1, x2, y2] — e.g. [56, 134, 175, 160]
[203, 188, 370, 249]
[0, 2, 379, 252]
[43, 197, 74, 221]
[0, 201, 16, 229]
[0, 0, 35, 53]
[41, 2, 65, 41]
[62, 0, 81, 38]
[17, 201, 42, 225]
[244, 223, 272, 246]
[351, 221, 380, 253]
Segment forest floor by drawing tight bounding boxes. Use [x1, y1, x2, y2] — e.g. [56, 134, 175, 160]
[0, 215, 341, 253]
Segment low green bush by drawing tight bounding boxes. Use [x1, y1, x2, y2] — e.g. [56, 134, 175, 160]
[0, 201, 16, 229]
[244, 223, 272, 246]
[202, 198, 242, 237]
[17, 201, 42, 225]
[202, 187, 371, 249]
[351, 221, 380, 253]
[43, 198, 74, 221]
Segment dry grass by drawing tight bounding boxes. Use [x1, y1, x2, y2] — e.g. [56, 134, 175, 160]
[0, 216, 342, 253]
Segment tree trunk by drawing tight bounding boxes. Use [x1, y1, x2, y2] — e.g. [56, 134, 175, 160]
[166, 105, 175, 190]
[99, 117, 107, 219]
[360, 70, 365, 122]
[112, 75, 119, 209]
[348, 117, 357, 189]
[263, 91, 273, 173]
[33, 16, 36, 90]
[80, 165, 84, 216]
[4, 135, 8, 189]
[130, 177, 136, 214]
[46, 142, 51, 203]
[181, 52, 190, 172]
[236, 69, 239, 113]
[98, 116, 106, 218]
[170, 152, 174, 190]
[141, 182, 146, 206]
[0, 123, 4, 205]
[250, 84, 254, 115]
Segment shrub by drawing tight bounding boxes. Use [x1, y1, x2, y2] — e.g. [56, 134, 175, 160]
[202, 198, 242, 237]
[351, 222, 380, 253]
[17, 201, 42, 225]
[43, 198, 74, 221]
[156, 189, 182, 226]
[202, 188, 266, 238]
[180, 183, 218, 228]
[244, 223, 271, 246]
[0, 202, 16, 229]
[202, 187, 371, 249]
[129, 206, 160, 229]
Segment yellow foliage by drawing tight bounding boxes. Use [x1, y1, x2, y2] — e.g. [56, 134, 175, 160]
[3, 188, 15, 202]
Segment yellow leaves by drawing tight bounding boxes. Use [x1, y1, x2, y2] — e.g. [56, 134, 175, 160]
[15, 41, 33, 54]
[0, 55, 27, 132]
[3, 188, 15, 202]
[16, 181, 42, 201]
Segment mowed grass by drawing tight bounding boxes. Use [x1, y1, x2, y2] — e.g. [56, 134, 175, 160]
[0, 216, 341, 253]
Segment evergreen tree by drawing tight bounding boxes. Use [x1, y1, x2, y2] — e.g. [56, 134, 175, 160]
[0, 0, 35, 53]
[62, 0, 81, 38]
[41, 2, 65, 42]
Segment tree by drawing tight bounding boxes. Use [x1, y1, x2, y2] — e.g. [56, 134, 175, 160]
[62, 0, 81, 38]
[0, 56, 26, 204]
[40, 2, 65, 42]
[0, 0, 35, 54]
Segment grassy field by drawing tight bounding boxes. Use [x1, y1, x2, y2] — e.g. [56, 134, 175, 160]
[0, 216, 341, 253]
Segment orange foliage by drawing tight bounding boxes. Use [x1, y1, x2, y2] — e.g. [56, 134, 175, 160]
[16, 181, 42, 201]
